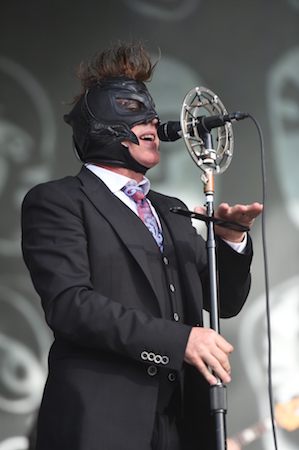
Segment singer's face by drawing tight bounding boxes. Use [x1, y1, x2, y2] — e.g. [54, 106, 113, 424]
[123, 118, 160, 169]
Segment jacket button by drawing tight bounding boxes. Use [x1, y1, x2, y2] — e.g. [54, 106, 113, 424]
[154, 354, 162, 364]
[163, 256, 169, 265]
[147, 352, 155, 361]
[161, 356, 170, 365]
[141, 351, 148, 360]
[147, 365, 158, 376]
[168, 373, 176, 382]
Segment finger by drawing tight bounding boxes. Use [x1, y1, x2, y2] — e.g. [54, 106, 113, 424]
[197, 328, 234, 355]
[217, 202, 262, 218]
[208, 344, 232, 375]
[231, 203, 263, 219]
[193, 359, 219, 385]
[195, 351, 232, 385]
[244, 202, 263, 218]
[194, 205, 206, 215]
[215, 333, 234, 354]
[196, 335, 233, 382]
[216, 203, 230, 216]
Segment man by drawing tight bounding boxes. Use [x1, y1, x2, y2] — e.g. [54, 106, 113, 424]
[21, 41, 262, 450]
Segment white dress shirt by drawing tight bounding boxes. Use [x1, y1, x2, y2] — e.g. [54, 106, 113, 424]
[85, 164, 162, 227]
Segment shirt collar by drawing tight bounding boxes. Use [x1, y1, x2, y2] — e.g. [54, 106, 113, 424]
[85, 164, 150, 195]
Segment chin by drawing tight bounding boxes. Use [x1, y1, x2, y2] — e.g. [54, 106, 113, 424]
[146, 156, 160, 169]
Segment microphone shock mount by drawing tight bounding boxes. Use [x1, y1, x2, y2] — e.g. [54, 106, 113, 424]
[180, 86, 234, 175]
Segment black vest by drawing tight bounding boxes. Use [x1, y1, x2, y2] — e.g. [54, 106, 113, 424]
[141, 214, 185, 413]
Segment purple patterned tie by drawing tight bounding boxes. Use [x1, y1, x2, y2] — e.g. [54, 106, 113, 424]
[123, 185, 163, 252]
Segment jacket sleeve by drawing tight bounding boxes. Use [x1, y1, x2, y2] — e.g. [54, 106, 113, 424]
[203, 234, 253, 318]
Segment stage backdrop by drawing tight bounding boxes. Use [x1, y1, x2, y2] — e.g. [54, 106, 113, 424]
[1, 1, 299, 449]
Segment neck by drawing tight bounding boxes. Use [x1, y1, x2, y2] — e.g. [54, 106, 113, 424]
[95, 164, 144, 183]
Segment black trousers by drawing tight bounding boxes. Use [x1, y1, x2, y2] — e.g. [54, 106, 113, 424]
[151, 382, 182, 450]
[151, 412, 181, 450]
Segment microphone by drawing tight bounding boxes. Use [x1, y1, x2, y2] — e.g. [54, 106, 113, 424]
[157, 111, 249, 142]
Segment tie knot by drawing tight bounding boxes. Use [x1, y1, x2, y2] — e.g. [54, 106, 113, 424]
[123, 185, 145, 204]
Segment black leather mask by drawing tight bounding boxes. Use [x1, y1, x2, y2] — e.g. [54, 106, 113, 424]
[64, 77, 159, 174]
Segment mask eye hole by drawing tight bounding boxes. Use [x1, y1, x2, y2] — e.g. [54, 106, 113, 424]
[115, 98, 146, 112]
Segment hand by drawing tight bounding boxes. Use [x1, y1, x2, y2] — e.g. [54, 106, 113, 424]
[194, 202, 263, 243]
[184, 327, 233, 385]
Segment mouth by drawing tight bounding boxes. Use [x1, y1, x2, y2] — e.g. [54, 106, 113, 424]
[139, 133, 155, 142]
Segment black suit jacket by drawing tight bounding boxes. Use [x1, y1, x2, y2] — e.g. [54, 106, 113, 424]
[22, 166, 252, 450]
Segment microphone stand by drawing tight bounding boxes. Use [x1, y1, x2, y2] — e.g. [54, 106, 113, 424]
[171, 129, 248, 450]
[201, 132, 227, 450]
[175, 85, 250, 450]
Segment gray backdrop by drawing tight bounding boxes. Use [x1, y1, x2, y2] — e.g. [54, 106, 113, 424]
[1, 1, 299, 449]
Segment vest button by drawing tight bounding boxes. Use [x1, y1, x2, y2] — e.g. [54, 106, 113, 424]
[173, 312, 180, 322]
[169, 283, 176, 292]
[147, 365, 158, 376]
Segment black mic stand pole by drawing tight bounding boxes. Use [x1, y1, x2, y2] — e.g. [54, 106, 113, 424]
[175, 85, 247, 450]
[202, 132, 227, 450]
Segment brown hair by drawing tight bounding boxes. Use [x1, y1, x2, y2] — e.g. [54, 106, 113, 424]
[73, 40, 160, 102]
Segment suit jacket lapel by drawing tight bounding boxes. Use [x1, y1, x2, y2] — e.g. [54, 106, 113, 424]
[76, 167, 160, 301]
